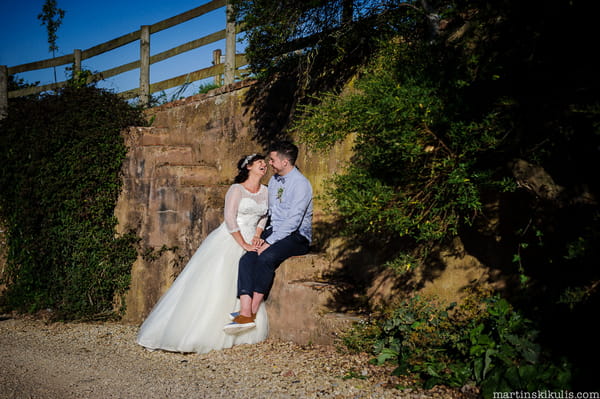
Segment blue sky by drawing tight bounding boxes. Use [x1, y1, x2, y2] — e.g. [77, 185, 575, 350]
[0, 0, 241, 98]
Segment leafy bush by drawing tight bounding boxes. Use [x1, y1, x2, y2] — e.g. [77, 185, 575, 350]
[0, 85, 145, 320]
[294, 39, 501, 250]
[343, 292, 571, 397]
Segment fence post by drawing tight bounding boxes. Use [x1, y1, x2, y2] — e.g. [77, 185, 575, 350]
[213, 49, 223, 86]
[74, 49, 82, 74]
[140, 25, 151, 107]
[0, 65, 7, 120]
[224, 0, 236, 85]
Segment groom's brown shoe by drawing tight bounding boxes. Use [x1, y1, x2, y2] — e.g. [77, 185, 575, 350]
[233, 314, 254, 324]
[229, 312, 257, 321]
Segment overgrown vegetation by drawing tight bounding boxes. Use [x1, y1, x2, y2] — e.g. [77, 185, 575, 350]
[233, 0, 600, 394]
[0, 82, 145, 320]
[197, 82, 221, 94]
[295, 39, 499, 247]
[342, 290, 571, 397]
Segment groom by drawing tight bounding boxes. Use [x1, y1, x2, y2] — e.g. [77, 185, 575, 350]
[224, 140, 312, 333]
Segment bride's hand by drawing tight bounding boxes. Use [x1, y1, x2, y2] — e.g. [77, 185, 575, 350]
[242, 242, 257, 252]
[251, 235, 264, 248]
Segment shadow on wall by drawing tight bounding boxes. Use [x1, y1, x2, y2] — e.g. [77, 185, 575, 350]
[241, 33, 376, 150]
[307, 200, 514, 314]
[244, 74, 299, 147]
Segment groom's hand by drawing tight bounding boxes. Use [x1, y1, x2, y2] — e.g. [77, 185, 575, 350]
[257, 242, 270, 255]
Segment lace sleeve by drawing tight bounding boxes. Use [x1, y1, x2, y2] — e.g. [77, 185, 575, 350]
[224, 184, 241, 233]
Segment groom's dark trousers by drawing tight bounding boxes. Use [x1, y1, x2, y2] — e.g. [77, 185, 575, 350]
[237, 229, 309, 297]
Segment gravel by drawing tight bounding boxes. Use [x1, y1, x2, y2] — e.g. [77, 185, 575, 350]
[0, 314, 479, 398]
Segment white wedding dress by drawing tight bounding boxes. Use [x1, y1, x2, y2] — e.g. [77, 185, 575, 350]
[137, 184, 269, 353]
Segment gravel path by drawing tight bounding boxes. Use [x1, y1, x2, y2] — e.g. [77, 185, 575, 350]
[0, 314, 478, 398]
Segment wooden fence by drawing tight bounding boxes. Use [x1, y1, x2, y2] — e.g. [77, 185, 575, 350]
[0, 0, 247, 118]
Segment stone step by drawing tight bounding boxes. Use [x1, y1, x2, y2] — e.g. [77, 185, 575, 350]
[154, 163, 221, 186]
[139, 134, 174, 147]
[122, 146, 196, 180]
[124, 126, 171, 147]
[142, 145, 195, 164]
[140, 126, 208, 148]
[127, 126, 206, 148]
[265, 254, 360, 346]
[135, 126, 171, 135]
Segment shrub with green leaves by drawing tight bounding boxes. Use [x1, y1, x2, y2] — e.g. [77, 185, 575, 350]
[462, 297, 571, 395]
[294, 40, 503, 250]
[343, 293, 571, 397]
[0, 85, 145, 320]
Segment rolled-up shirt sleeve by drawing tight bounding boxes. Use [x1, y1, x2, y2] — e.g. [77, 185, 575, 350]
[224, 185, 241, 233]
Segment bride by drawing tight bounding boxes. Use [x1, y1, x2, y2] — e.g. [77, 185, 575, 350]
[137, 154, 269, 353]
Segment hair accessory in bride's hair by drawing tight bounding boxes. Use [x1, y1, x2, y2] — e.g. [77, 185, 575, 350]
[240, 154, 257, 169]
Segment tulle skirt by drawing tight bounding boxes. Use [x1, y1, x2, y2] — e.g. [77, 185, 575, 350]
[136, 223, 268, 353]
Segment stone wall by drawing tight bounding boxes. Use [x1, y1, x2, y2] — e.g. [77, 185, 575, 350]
[115, 81, 356, 339]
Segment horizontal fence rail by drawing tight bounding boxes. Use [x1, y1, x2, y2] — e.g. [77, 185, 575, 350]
[0, 0, 246, 117]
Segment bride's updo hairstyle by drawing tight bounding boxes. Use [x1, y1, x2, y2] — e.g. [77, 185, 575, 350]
[234, 153, 266, 183]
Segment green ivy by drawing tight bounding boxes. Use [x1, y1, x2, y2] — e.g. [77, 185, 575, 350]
[0, 85, 145, 320]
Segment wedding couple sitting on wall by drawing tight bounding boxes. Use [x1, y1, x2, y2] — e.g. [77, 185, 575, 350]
[136, 140, 313, 353]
